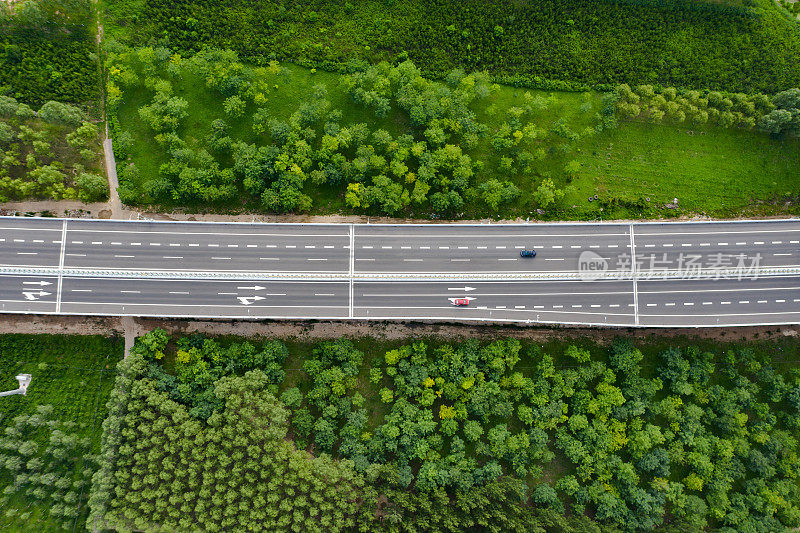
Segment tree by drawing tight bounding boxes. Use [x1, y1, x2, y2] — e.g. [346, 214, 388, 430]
[38, 101, 84, 126]
[223, 96, 246, 118]
[533, 178, 564, 209]
[75, 172, 108, 201]
[758, 109, 798, 136]
[464, 420, 484, 442]
[563, 160, 582, 178]
[0, 122, 14, 143]
[66, 121, 99, 149]
[479, 179, 519, 210]
[138, 93, 189, 132]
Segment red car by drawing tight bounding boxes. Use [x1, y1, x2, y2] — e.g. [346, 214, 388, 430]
[453, 298, 469, 306]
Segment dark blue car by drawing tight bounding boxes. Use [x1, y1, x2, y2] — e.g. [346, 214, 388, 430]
[520, 250, 537, 258]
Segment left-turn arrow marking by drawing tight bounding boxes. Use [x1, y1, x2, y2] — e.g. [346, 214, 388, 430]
[22, 291, 52, 301]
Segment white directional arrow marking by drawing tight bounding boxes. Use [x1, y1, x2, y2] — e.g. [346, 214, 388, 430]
[448, 286, 477, 292]
[237, 295, 265, 305]
[22, 291, 52, 301]
[237, 285, 266, 291]
[22, 281, 52, 286]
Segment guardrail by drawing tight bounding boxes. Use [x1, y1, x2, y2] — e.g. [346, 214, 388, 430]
[2, 266, 800, 282]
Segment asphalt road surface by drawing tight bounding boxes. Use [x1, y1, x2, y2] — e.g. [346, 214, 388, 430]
[1, 217, 798, 327]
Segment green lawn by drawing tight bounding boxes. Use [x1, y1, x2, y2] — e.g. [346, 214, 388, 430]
[0, 334, 123, 532]
[578, 121, 800, 217]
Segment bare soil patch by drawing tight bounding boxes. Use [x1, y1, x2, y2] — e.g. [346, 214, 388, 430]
[0, 315, 791, 344]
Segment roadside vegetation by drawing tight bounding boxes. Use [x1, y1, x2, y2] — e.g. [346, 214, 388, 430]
[107, 47, 800, 219]
[0, 334, 123, 531]
[101, 0, 800, 94]
[0, 96, 107, 202]
[90, 330, 800, 532]
[0, 0, 100, 108]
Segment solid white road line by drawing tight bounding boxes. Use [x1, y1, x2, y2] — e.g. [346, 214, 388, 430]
[630, 223, 639, 326]
[56, 220, 67, 313]
[349, 224, 354, 318]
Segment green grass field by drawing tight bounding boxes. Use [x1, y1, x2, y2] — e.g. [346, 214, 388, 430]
[0, 334, 123, 532]
[115, 60, 800, 219]
[576, 121, 800, 217]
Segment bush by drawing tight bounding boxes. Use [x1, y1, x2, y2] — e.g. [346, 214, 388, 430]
[37, 101, 85, 126]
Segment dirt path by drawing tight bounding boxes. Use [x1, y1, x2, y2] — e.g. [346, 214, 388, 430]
[103, 138, 124, 219]
[0, 315, 795, 344]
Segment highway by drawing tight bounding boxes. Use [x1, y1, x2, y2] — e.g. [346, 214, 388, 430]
[0, 216, 799, 327]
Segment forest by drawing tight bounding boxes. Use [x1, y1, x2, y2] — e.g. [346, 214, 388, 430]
[0, 96, 107, 202]
[0, 0, 99, 107]
[0, 334, 123, 531]
[88, 330, 800, 532]
[100, 0, 800, 93]
[108, 46, 800, 219]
